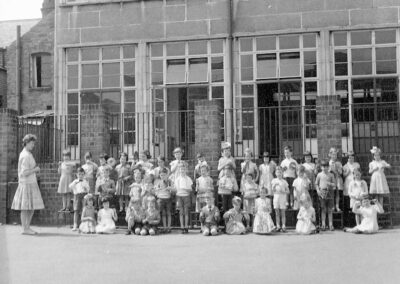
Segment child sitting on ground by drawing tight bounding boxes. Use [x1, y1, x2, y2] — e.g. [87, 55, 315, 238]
[253, 188, 275, 234]
[155, 168, 173, 233]
[96, 196, 117, 234]
[141, 196, 161, 236]
[199, 196, 220, 236]
[223, 196, 250, 235]
[348, 168, 368, 226]
[79, 193, 97, 234]
[195, 165, 214, 213]
[69, 167, 90, 231]
[271, 166, 289, 232]
[125, 197, 145, 235]
[295, 194, 316, 235]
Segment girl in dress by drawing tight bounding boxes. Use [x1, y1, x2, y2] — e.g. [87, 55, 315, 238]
[79, 193, 97, 234]
[343, 151, 360, 209]
[194, 152, 208, 181]
[57, 149, 75, 211]
[195, 165, 214, 213]
[129, 167, 144, 202]
[169, 147, 186, 188]
[344, 194, 384, 234]
[240, 148, 259, 188]
[295, 194, 316, 235]
[348, 168, 368, 226]
[241, 172, 258, 223]
[116, 152, 131, 212]
[141, 174, 155, 210]
[259, 151, 276, 196]
[11, 134, 44, 235]
[217, 142, 236, 179]
[328, 147, 344, 212]
[218, 165, 239, 214]
[223, 196, 250, 235]
[136, 150, 154, 175]
[174, 163, 193, 234]
[369, 146, 391, 206]
[253, 188, 275, 234]
[155, 168, 173, 233]
[81, 151, 98, 195]
[96, 197, 118, 234]
[292, 165, 311, 210]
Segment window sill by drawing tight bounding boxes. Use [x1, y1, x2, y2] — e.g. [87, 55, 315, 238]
[29, 86, 52, 91]
[59, 0, 139, 7]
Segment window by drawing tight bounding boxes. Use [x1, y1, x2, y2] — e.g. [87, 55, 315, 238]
[31, 53, 51, 88]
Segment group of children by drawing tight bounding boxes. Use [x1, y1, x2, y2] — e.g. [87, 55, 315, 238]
[57, 142, 390, 236]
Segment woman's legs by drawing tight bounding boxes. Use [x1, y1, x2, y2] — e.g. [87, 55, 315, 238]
[21, 210, 35, 234]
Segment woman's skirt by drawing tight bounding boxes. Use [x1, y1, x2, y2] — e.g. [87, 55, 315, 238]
[11, 182, 44, 210]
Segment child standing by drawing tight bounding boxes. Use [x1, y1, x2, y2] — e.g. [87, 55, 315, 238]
[315, 160, 336, 231]
[96, 197, 118, 234]
[69, 167, 90, 231]
[155, 168, 173, 233]
[343, 151, 360, 199]
[223, 196, 250, 235]
[218, 165, 239, 214]
[271, 166, 289, 232]
[217, 142, 236, 179]
[369, 146, 391, 206]
[240, 148, 259, 188]
[153, 156, 170, 180]
[141, 174, 155, 210]
[253, 188, 275, 234]
[241, 172, 258, 222]
[96, 166, 116, 206]
[175, 163, 193, 234]
[79, 193, 97, 234]
[57, 149, 75, 211]
[292, 165, 311, 210]
[129, 167, 144, 201]
[169, 147, 185, 186]
[95, 153, 109, 202]
[82, 152, 98, 195]
[142, 196, 161, 236]
[295, 194, 316, 235]
[258, 151, 276, 196]
[328, 147, 344, 212]
[194, 153, 208, 180]
[125, 198, 145, 235]
[195, 165, 214, 213]
[115, 152, 131, 212]
[348, 168, 368, 226]
[199, 196, 220, 236]
[137, 150, 154, 175]
[280, 146, 298, 209]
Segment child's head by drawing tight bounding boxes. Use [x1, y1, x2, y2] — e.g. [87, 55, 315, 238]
[147, 196, 157, 210]
[84, 151, 92, 162]
[303, 151, 312, 163]
[320, 160, 329, 173]
[353, 168, 362, 180]
[103, 165, 111, 178]
[361, 193, 370, 207]
[232, 196, 242, 210]
[275, 166, 283, 178]
[77, 167, 85, 180]
[107, 157, 116, 168]
[245, 172, 254, 182]
[224, 164, 233, 177]
[173, 147, 183, 160]
[284, 146, 292, 158]
[133, 167, 144, 182]
[84, 193, 94, 207]
[259, 188, 267, 198]
[178, 163, 188, 176]
[370, 146, 381, 160]
[297, 165, 306, 177]
[200, 165, 209, 177]
[196, 152, 205, 162]
[347, 151, 355, 163]
[99, 153, 109, 166]
[133, 151, 139, 161]
[205, 196, 214, 206]
[62, 149, 71, 161]
[144, 174, 155, 184]
[262, 151, 270, 163]
[300, 193, 311, 209]
[101, 196, 111, 208]
[244, 148, 252, 160]
[157, 156, 166, 167]
[140, 150, 151, 161]
[159, 167, 169, 181]
[221, 142, 231, 157]
[119, 152, 128, 164]
[329, 147, 338, 160]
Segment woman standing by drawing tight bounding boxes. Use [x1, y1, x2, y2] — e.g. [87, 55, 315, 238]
[11, 134, 44, 234]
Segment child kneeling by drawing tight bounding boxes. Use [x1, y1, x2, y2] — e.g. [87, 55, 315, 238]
[141, 196, 161, 236]
[199, 196, 220, 236]
[125, 197, 145, 235]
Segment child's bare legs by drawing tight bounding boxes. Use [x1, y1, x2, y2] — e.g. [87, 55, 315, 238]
[275, 209, 281, 229]
[321, 208, 327, 229]
[328, 208, 333, 230]
[335, 190, 341, 212]
[124, 196, 129, 211]
[281, 209, 286, 231]
[118, 196, 124, 212]
[61, 193, 68, 210]
[167, 212, 172, 230]
[355, 214, 361, 226]
[162, 210, 167, 229]
[73, 211, 79, 230]
[377, 195, 384, 207]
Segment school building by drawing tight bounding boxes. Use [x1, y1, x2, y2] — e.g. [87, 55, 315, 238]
[2, 0, 400, 225]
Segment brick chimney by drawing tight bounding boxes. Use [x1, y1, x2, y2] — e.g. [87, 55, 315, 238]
[41, 0, 55, 17]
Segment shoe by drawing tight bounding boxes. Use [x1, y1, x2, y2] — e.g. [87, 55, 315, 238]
[281, 227, 287, 233]
[125, 230, 131, 235]
[185, 228, 189, 234]
[72, 227, 78, 231]
[321, 225, 326, 231]
[329, 226, 334, 231]
[276, 227, 281, 232]
[181, 229, 185, 234]
[336, 207, 342, 212]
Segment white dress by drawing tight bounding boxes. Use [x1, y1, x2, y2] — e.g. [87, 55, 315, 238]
[253, 198, 275, 234]
[353, 205, 383, 233]
[292, 177, 311, 210]
[96, 208, 116, 234]
[296, 206, 316, 234]
[369, 160, 390, 194]
[259, 162, 276, 195]
[343, 162, 360, 196]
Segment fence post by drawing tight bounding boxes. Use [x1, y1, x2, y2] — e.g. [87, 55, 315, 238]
[0, 109, 18, 223]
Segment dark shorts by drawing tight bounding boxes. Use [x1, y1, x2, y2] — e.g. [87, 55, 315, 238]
[319, 197, 334, 211]
[285, 177, 295, 194]
[176, 195, 191, 211]
[158, 198, 172, 213]
[73, 193, 86, 212]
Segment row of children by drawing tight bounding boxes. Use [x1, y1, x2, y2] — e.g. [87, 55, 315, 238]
[57, 142, 390, 235]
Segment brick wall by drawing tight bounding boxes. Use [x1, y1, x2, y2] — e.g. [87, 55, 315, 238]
[6, 10, 54, 114]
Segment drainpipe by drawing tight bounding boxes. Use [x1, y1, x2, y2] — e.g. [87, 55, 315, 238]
[16, 25, 21, 115]
[227, 0, 234, 145]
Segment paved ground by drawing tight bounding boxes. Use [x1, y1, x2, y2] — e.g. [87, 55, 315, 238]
[1, 225, 400, 284]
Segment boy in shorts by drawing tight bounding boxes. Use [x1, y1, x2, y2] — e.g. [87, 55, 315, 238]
[280, 146, 298, 209]
[271, 166, 289, 232]
[315, 160, 336, 231]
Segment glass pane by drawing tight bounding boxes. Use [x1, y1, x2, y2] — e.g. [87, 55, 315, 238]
[166, 42, 185, 56]
[280, 82, 301, 106]
[211, 40, 223, 54]
[303, 34, 316, 48]
[67, 105, 78, 114]
[102, 46, 120, 60]
[123, 45, 135, 59]
[67, 65, 78, 89]
[279, 35, 299, 49]
[82, 64, 99, 76]
[352, 79, 374, 104]
[256, 53, 276, 78]
[125, 90, 135, 103]
[304, 51, 316, 65]
[336, 80, 349, 106]
[81, 47, 99, 61]
[351, 31, 371, 45]
[256, 36, 275, 51]
[151, 60, 163, 85]
[212, 86, 224, 99]
[335, 50, 347, 63]
[304, 64, 317, 78]
[102, 63, 120, 88]
[82, 64, 99, 89]
[279, 52, 300, 77]
[81, 91, 100, 104]
[103, 62, 120, 75]
[335, 63, 348, 76]
[240, 38, 252, 52]
[352, 62, 372, 75]
[102, 91, 121, 113]
[188, 41, 207, 55]
[166, 59, 186, 83]
[124, 62, 135, 87]
[241, 97, 254, 108]
[352, 48, 372, 61]
[375, 29, 396, 44]
[241, 85, 254, 96]
[333, 32, 347, 46]
[211, 57, 224, 82]
[304, 82, 317, 106]
[376, 47, 396, 60]
[67, 48, 79, 62]
[67, 92, 78, 105]
[124, 102, 135, 113]
[376, 78, 398, 103]
[241, 55, 253, 80]
[188, 58, 208, 82]
[376, 61, 396, 74]
[151, 43, 163, 57]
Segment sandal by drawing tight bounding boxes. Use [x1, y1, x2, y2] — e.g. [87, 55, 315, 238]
[281, 227, 287, 233]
